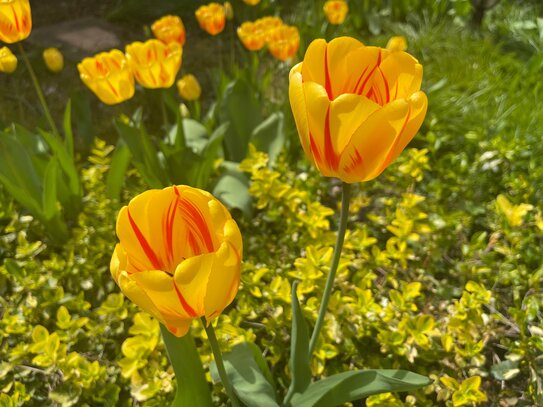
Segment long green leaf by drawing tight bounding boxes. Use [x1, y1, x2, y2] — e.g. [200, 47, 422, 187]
[42, 158, 59, 220]
[106, 141, 132, 201]
[285, 281, 311, 403]
[63, 99, 74, 160]
[290, 369, 432, 407]
[210, 342, 279, 407]
[250, 112, 285, 165]
[212, 162, 251, 216]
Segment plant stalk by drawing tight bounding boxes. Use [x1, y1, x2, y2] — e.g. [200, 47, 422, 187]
[201, 317, 241, 407]
[17, 43, 60, 137]
[308, 182, 351, 356]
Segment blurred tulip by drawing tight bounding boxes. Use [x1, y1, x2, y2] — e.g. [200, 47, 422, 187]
[195, 3, 226, 36]
[224, 1, 233, 20]
[323, 0, 348, 25]
[125, 39, 182, 89]
[242, 0, 260, 5]
[257, 16, 283, 42]
[78, 49, 135, 105]
[0, 47, 17, 73]
[111, 185, 243, 337]
[177, 74, 201, 101]
[289, 37, 427, 183]
[43, 47, 64, 73]
[387, 36, 407, 52]
[152, 15, 186, 47]
[0, 0, 31, 43]
[268, 25, 300, 61]
[237, 21, 266, 51]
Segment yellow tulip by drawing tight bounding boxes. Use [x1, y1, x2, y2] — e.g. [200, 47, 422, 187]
[125, 39, 182, 89]
[43, 47, 64, 73]
[111, 185, 243, 337]
[177, 74, 201, 101]
[267, 25, 300, 62]
[237, 21, 266, 51]
[323, 0, 348, 25]
[195, 3, 226, 36]
[242, 0, 260, 5]
[77, 49, 135, 105]
[289, 37, 428, 183]
[257, 16, 283, 42]
[0, 0, 31, 44]
[387, 36, 408, 52]
[224, 1, 234, 20]
[0, 46, 17, 73]
[151, 15, 186, 47]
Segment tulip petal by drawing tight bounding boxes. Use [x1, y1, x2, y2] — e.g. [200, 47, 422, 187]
[342, 46, 388, 97]
[301, 39, 327, 88]
[289, 64, 313, 162]
[326, 37, 365, 98]
[173, 252, 213, 317]
[379, 51, 423, 101]
[329, 93, 381, 155]
[203, 242, 241, 321]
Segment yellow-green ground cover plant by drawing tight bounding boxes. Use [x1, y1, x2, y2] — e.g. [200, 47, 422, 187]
[1, 0, 543, 406]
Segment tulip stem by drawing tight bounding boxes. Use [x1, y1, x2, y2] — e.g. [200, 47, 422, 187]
[17, 43, 60, 137]
[160, 89, 169, 130]
[201, 318, 241, 407]
[308, 181, 351, 356]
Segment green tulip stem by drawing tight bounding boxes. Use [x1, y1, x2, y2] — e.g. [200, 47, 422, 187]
[160, 325, 213, 407]
[160, 89, 169, 130]
[201, 318, 241, 407]
[308, 181, 351, 356]
[17, 43, 60, 137]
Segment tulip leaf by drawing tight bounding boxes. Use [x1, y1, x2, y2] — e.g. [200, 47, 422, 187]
[160, 326, 213, 407]
[210, 342, 279, 407]
[42, 158, 59, 220]
[290, 369, 432, 407]
[106, 141, 132, 201]
[220, 78, 262, 162]
[284, 281, 311, 403]
[213, 161, 251, 217]
[251, 112, 285, 165]
[63, 99, 74, 160]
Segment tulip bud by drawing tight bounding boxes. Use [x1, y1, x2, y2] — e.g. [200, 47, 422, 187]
[177, 74, 201, 101]
[179, 103, 190, 118]
[0, 0, 32, 44]
[0, 47, 17, 73]
[224, 2, 234, 20]
[289, 37, 427, 183]
[43, 47, 64, 73]
[387, 36, 408, 52]
[111, 185, 243, 337]
[323, 0, 348, 25]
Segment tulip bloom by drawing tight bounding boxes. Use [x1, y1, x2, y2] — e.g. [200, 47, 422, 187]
[267, 25, 300, 61]
[323, 0, 348, 25]
[0, 46, 17, 73]
[289, 37, 427, 183]
[111, 186, 243, 337]
[195, 3, 226, 36]
[237, 21, 266, 51]
[125, 39, 182, 89]
[152, 15, 186, 47]
[242, 0, 260, 5]
[387, 36, 407, 52]
[0, 0, 32, 43]
[43, 47, 64, 73]
[177, 74, 201, 101]
[78, 49, 135, 105]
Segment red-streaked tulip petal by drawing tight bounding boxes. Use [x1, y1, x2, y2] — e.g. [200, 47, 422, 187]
[301, 39, 327, 88]
[326, 36, 365, 99]
[379, 51, 423, 101]
[289, 64, 313, 162]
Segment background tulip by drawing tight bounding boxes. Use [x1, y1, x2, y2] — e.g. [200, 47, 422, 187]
[224, 1, 233, 20]
[43, 47, 64, 73]
[267, 25, 300, 61]
[242, 0, 260, 5]
[237, 21, 267, 51]
[0, 0, 32, 43]
[195, 3, 226, 36]
[126, 39, 182, 89]
[387, 36, 408, 52]
[289, 37, 427, 183]
[323, 0, 348, 25]
[152, 15, 186, 46]
[0, 47, 17, 73]
[111, 186, 243, 337]
[78, 49, 135, 105]
[177, 74, 201, 101]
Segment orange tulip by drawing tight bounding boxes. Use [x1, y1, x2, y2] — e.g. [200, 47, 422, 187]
[0, 0, 32, 44]
[111, 186, 243, 337]
[267, 25, 300, 61]
[237, 21, 266, 51]
[125, 39, 182, 89]
[152, 15, 186, 47]
[78, 49, 135, 105]
[195, 3, 226, 36]
[323, 0, 348, 25]
[289, 37, 427, 183]
[257, 16, 283, 41]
